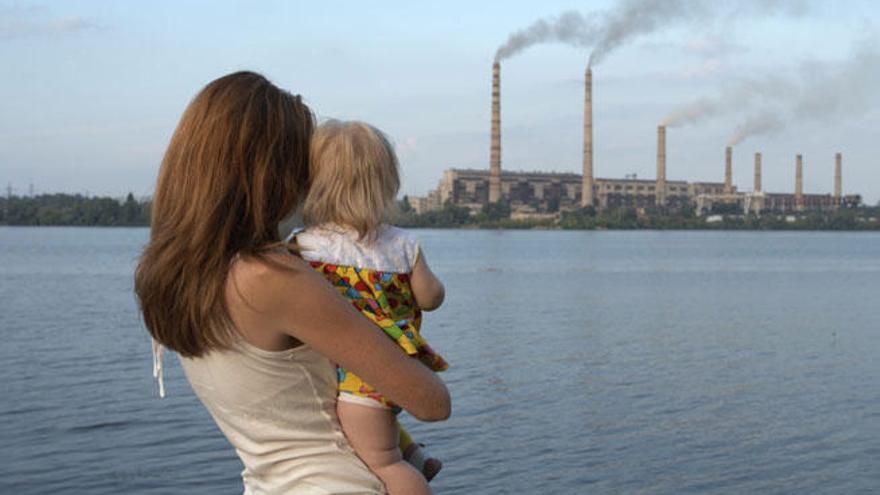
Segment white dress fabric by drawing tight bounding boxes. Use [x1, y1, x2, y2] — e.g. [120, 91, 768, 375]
[295, 224, 420, 273]
[179, 336, 386, 495]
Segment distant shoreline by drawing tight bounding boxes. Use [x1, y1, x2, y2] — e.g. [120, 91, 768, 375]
[394, 202, 880, 232]
[2, 193, 878, 231]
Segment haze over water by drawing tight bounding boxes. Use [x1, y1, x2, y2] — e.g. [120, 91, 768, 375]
[1, 227, 878, 494]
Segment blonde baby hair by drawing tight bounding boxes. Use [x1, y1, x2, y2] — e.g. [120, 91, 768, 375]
[303, 120, 401, 239]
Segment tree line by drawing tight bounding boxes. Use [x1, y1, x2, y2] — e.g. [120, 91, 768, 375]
[0, 193, 150, 226]
[2, 192, 878, 230]
[395, 197, 880, 231]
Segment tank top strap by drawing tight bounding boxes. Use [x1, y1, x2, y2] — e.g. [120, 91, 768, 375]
[152, 337, 166, 398]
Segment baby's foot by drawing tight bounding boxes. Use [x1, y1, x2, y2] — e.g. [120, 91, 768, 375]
[422, 457, 442, 481]
[403, 443, 443, 481]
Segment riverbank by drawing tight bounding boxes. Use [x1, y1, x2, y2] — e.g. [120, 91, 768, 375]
[396, 203, 880, 231]
[0, 193, 149, 227]
[3, 193, 879, 231]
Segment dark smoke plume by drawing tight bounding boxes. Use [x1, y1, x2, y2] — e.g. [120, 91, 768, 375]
[495, 0, 810, 66]
[587, 0, 709, 66]
[588, 0, 810, 66]
[494, 11, 597, 62]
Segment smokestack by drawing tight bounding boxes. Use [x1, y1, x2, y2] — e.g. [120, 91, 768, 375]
[724, 146, 733, 194]
[795, 154, 804, 211]
[754, 152, 762, 193]
[834, 152, 842, 205]
[656, 125, 666, 206]
[489, 62, 502, 203]
[582, 67, 594, 208]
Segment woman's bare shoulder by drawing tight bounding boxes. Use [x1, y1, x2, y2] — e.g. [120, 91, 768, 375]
[227, 249, 314, 313]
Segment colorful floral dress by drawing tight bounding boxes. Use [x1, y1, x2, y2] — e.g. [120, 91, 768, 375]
[296, 224, 448, 410]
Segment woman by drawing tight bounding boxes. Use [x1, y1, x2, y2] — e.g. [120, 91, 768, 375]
[134, 71, 450, 494]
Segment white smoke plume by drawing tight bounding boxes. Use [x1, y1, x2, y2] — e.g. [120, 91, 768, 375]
[663, 37, 880, 146]
[662, 77, 793, 127]
[495, 0, 810, 65]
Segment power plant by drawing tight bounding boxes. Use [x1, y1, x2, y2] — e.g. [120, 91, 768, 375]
[409, 63, 862, 216]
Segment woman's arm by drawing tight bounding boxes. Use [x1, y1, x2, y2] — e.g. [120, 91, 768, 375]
[228, 252, 451, 422]
[411, 250, 445, 311]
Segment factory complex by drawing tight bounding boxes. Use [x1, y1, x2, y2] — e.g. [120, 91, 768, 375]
[409, 63, 862, 217]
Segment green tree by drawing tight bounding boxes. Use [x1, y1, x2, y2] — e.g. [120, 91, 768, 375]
[398, 195, 413, 214]
[122, 193, 140, 225]
[480, 201, 511, 221]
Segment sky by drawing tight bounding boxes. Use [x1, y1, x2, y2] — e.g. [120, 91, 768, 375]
[1, 0, 879, 204]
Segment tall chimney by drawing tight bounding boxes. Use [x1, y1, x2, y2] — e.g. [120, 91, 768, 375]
[834, 152, 842, 206]
[656, 125, 666, 207]
[795, 154, 804, 212]
[754, 152, 762, 193]
[581, 67, 594, 208]
[724, 146, 733, 194]
[489, 62, 502, 203]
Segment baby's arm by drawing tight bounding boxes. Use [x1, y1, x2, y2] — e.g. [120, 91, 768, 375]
[411, 250, 445, 311]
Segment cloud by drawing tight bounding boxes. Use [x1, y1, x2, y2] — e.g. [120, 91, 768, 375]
[0, 6, 98, 41]
[680, 57, 722, 80]
[675, 35, 750, 81]
[682, 35, 749, 57]
[394, 136, 419, 162]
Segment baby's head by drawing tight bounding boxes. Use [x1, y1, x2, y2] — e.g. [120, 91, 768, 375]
[303, 120, 400, 238]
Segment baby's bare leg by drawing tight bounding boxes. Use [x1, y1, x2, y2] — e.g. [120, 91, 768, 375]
[399, 425, 443, 481]
[337, 401, 432, 495]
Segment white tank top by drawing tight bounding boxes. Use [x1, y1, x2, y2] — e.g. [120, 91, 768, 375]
[178, 336, 386, 494]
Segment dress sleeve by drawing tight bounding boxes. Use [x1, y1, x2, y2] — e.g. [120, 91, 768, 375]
[386, 226, 420, 273]
[407, 234, 421, 272]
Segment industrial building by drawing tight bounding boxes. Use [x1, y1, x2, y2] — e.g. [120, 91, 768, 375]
[411, 169, 727, 214]
[410, 62, 861, 216]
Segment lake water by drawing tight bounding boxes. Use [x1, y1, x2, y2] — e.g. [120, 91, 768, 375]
[1, 227, 878, 494]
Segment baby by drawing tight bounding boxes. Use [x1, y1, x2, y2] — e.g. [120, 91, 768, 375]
[295, 120, 448, 494]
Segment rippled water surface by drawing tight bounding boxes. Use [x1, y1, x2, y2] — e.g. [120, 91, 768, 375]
[1, 227, 878, 494]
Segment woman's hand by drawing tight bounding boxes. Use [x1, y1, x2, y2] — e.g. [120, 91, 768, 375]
[228, 251, 451, 422]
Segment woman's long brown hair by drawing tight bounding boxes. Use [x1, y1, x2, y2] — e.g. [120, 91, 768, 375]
[134, 71, 313, 357]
